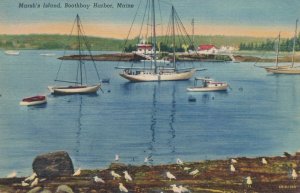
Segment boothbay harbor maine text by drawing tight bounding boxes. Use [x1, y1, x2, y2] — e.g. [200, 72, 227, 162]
[3, 0, 300, 192]
[18, 2, 134, 9]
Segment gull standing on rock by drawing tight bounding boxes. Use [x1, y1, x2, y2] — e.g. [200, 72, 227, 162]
[231, 159, 237, 163]
[184, 167, 191, 171]
[246, 176, 252, 187]
[292, 169, 298, 180]
[30, 178, 39, 187]
[24, 172, 37, 182]
[115, 154, 120, 162]
[166, 171, 176, 181]
[111, 170, 121, 180]
[262, 158, 268, 165]
[176, 158, 184, 165]
[73, 168, 81, 176]
[170, 184, 181, 193]
[119, 183, 128, 192]
[93, 176, 105, 183]
[123, 171, 133, 182]
[179, 185, 190, 193]
[230, 164, 236, 172]
[21, 181, 29, 187]
[6, 171, 17, 178]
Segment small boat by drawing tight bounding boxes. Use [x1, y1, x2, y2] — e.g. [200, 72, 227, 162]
[40, 53, 56, 56]
[4, 50, 20, 55]
[187, 77, 228, 92]
[188, 95, 196, 102]
[20, 95, 47, 106]
[48, 85, 100, 95]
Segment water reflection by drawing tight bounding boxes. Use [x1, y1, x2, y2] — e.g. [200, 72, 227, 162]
[167, 85, 176, 154]
[74, 96, 83, 163]
[147, 85, 157, 164]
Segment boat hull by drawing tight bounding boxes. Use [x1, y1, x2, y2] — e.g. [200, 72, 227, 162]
[267, 67, 300, 74]
[187, 84, 228, 92]
[48, 84, 101, 95]
[120, 69, 196, 82]
[20, 96, 47, 106]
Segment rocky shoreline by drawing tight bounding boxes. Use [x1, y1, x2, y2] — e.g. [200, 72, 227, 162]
[1, 151, 300, 193]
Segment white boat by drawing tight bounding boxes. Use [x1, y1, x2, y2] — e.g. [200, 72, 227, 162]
[4, 50, 20, 55]
[265, 19, 300, 74]
[48, 15, 101, 95]
[187, 77, 228, 92]
[117, 1, 197, 82]
[20, 95, 47, 106]
[40, 53, 56, 56]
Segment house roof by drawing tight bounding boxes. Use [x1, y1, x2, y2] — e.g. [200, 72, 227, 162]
[198, 44, 217, 51]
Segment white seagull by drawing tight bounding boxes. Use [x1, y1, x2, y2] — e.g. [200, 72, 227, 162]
[73, 168, 81, 176]
[7, 171, 17, 178]
[21, 181, 29, 187]
[111, 170, 121, 180]
[170, 184, 181, 193]
[93, 176, 105, 183]
[24, 172, 37, 182]
[30, 178, 39, 187]
[166, 171, 176, 181]
[292, 169, 298, 180]
[189, 169, 199, 176]
[183, 167, 191, 171]
[176, 158, 184, 165]
[115, 154, 120, 161]
[262, 158, 268, 165]
[231, 159, 237, 163]
[246, 176, 252, 187]
[119, 183, 128, 192]
[179, 185, 190, 193]
[123, 171, 133, 182]
[230, 164, 236, 172]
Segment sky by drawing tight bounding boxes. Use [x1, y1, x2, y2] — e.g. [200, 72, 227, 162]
[0, 0, 300, 38]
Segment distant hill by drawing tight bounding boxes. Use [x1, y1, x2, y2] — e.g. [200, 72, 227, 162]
[0, 34, 269, 51]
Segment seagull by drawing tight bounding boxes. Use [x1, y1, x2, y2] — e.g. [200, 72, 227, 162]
[30, 178, 39, 187]
[7, 171, 17, 178]
[176, 158, 184, 165]
[189, 169, 199, 176]
[119, 183, 128, 192]
[246, 176, 252, 187]
[183, 167, 191, 171]
[21, 181, 29, 187]
[170, 184, 181, 193]
[262, 158, 268, 165]
[231, 159, 237, 163]
[230, 164, 236, 172]
[115, 154, 119, 161]
[93, 176, 105, 183]
[292, 169, 298, 180]
[111, 170, 121, 180]
[179, 185, 190, 193]
[24, 172, 37, 182]
[73, 168, 81, 176]
[166, 171, 176, 181]
[123, 171, 133, 182]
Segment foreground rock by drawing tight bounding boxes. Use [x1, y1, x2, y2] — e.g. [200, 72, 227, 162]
[1, 153, 300, 192]
[32, 151, 74, 179]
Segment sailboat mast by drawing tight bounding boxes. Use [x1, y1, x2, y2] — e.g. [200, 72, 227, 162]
[292, 19, 298, 68]
[152, 0, 157, 74]
[76, 14, 83, 85]
[172, 6, 176, 70]
[276, 33, 281, 68]
[192, 18, 194, 46]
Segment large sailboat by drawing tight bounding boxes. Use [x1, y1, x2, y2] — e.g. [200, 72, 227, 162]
[117, 0, 197, 82]
[266, 19, 300, 74]
[48, 14, 101, 95]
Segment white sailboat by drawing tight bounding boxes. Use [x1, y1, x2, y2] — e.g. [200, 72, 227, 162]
[266, 19, 300, 74]
[48, 14, 101, 95]
[117, 0, 197, 82]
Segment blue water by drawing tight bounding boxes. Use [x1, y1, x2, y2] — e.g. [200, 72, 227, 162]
[1, 50, 300, 177]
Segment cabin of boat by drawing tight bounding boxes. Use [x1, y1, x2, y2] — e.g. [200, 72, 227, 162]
[187, 77, 228, 92]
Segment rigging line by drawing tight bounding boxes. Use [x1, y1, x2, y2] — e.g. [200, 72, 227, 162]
[158, 0, 164, 36]
[138, 0, 149, 42]
[55, 16, 77, 81]
[253, 35, 279, 66]
[145, 0, 151, 42]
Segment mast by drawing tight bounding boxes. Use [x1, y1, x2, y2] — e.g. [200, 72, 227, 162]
[292, 19, 298, 68]
[172, 6, 176, 70]
[191, 18, 194, 46]
[76, 14, 83, 85]
[276, 32, 281, 68]
[152, 0, 157, 74]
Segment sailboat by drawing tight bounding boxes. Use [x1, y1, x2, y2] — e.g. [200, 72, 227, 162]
[48, 14, 101, 95]
[266, 19, 300, 74]
[117, 0, 197, 82]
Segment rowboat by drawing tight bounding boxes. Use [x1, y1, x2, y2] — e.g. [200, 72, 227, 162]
[20, 95, 47, 106]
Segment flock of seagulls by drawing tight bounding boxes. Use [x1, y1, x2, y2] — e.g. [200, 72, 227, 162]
[5, 155, 300, 192]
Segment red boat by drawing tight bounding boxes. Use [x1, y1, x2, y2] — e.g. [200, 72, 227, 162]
[20, 95, 47, 106]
